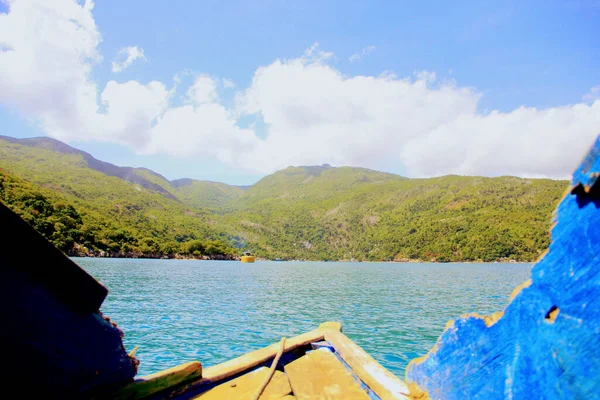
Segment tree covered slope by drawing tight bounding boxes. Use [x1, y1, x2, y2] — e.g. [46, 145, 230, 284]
[224, 166, 565, 261]
[0, 137, 237, 258]
[0, 136, 567, 261]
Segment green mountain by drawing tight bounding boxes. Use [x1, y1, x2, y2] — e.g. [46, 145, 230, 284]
[171, 179, 246, 209]
[0, 135, 567, 262]
[0, 136, 239, 258]
[224, 166, 565, 262]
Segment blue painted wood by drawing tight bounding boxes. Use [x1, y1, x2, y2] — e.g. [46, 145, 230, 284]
[406, 135, 600, 399]
[311, 340, 336, 352]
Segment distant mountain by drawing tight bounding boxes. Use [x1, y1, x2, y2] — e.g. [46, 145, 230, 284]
[0, 135, 567, 262]
[0, 135, 176, 199]
[171, 178, 246, 209]
[0, 135, 247, 209]
[0, 136, 239, 258]
[221, 164, 565, 261]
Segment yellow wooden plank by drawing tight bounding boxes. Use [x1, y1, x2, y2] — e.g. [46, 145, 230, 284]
[324, 330, 410, 400]
[318, 322, 342, 332]
[192, 367, 291, 400]
[123, 323, 340, 399]
[284, 349, 370, 400]
[111, 361, 202, 400]
[200, 329, 325, 384]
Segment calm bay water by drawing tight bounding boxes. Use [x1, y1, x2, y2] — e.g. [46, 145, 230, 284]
[76, 259, 531, 378]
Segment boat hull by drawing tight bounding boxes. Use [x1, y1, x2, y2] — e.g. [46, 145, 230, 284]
[107, 322, 410, 399]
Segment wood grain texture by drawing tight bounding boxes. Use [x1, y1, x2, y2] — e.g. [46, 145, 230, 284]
[318, 322, 342, 332]
[110, 361, 202, 399]
[324, 331, 410, 400]
[192, 367, 291, 400]
[285, 349, 370, 400]
[158, 325, 345, 398]
[406, 134, 600, 399]
[199, 329, 325, 384]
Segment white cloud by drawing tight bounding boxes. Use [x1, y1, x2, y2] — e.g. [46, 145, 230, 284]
[99, 80, 170, 145]
[146, 104, 259, 164]
[0, 0, 167, 148]
[234, 46, 599, 177]
[0, 0, 101, 138]
[186, 75, 218, 104]
[222, 78, 235, 89]
[583, 85, 600, 102]
[112, 46, 146, 73]
[0, 3, 598, 180]
[145, 74, 260, 163]
[349, 45, 375, 63]
[400, 103, 600, 178]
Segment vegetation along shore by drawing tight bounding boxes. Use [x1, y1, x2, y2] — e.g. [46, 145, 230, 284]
[0, 135, 566, 262]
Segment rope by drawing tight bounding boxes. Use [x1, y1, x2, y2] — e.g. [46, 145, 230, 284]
[251, 337, 286, 400]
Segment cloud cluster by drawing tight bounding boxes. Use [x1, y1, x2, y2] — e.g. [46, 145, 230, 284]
[349, 45, 376, 63]
[584, 86, 600, 102]
[146, 74, 259, 164]
[112, 46, 146, 73]
[0, 0, 167, 148]
[1, 0, 599, 179]
[233, 56, 599, 177]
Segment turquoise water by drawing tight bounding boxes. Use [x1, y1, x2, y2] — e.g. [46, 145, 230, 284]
[76, 258, 531, 378]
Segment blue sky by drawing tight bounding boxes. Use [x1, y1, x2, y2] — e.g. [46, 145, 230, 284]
[89, 0, 599, 110]
[0, 0, 599, 184]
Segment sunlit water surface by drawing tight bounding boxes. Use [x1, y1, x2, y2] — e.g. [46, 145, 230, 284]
[77, 259, 531, 377]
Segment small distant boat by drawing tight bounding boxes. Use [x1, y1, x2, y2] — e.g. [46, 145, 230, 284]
[240, 251, 255, 263]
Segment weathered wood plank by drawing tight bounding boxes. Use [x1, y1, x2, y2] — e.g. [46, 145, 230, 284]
[192, 367, 291, 399]
[284, 349, 370, 399]
[405, 134, 600, 399]
[200, 329, 325, 384]
[168, 324, 341, 398]
[318, 321, 342, 332]
[111, 361, 202, 400]
[324, 330, 410, 400]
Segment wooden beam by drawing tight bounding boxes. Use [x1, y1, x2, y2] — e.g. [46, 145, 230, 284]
[285, 349, 370, 399]
[319, 321, 343, 332]
[112, 323, 342, 399]
[201, 329, 325, 384]
[324, 330, 410, 400]
[110, 361, 202, 400]
[171, 324, 339, 397]
[192, 367, 292, 399]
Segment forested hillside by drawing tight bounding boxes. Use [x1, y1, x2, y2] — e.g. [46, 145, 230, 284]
[224, 166, 565, 261]
[0, 137, 238, 258]
[0, 136, 567, 262]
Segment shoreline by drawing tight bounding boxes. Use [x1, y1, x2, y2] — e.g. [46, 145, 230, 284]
[69, 255, 533, 264]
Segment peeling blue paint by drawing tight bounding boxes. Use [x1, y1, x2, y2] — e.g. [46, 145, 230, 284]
[406, 135, 600, 399]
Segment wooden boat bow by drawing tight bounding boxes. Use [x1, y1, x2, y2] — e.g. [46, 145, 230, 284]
[105, 322, 410, 399]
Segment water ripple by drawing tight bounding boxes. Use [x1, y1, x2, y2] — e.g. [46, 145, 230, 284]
[76, 258, 531, 378]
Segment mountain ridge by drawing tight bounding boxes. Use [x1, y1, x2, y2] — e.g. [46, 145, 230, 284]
[0, 135, 178, 199]
[0, 135, 568, 262]
[1, 135, 560, 190]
